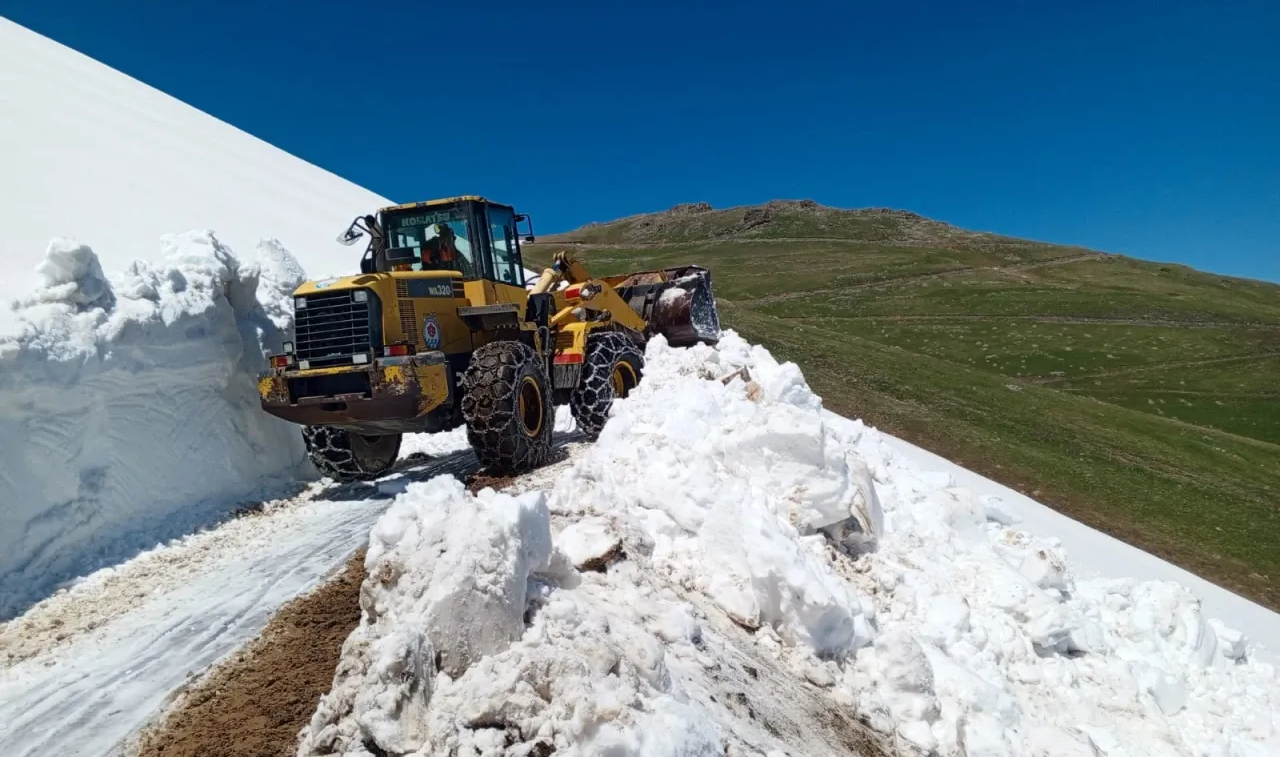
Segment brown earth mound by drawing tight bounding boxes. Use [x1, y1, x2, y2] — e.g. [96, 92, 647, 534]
[131, 550, 367, 757]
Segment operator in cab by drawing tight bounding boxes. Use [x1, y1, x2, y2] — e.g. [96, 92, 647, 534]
[389, 222, 468, 275]
[422, 223, 460, 266]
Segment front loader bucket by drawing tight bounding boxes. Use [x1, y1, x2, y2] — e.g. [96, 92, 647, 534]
[615, 266, 722, 347]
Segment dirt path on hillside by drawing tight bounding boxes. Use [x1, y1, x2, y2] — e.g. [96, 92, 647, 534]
[1033, 350, 1280, 385]
[740, 253, 1102, 305]
[784, 314, 1280, 328]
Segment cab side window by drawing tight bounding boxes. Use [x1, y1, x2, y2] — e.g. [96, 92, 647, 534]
[486, 206, 524, 286]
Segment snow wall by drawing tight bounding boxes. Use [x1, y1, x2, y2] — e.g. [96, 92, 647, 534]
[0, 232, 313, 620]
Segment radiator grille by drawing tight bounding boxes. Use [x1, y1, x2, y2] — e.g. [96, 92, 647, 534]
[294, 290, 374, 367]
[398, 300, 418, 347]
[555, 330, 576, 351]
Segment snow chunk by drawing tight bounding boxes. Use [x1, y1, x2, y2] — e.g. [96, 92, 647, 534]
[364, 477, 553, 679]
[30, 238, 116, 310]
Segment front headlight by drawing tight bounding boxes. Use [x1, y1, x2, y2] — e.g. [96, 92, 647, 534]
[352, 289, 369, 303]
[294, 297, 307, 309]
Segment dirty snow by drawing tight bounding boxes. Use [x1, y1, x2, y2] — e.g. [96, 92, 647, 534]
[558, 516, 625, 571]
[0, 233, 313, 620]
[305, 331, 1279, 757]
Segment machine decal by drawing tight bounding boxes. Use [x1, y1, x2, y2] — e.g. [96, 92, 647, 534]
[407, 280, 454, 298]
[313, 276, 340, 289]
[393, 209, 463, 228]
[423, 313, 441, 349]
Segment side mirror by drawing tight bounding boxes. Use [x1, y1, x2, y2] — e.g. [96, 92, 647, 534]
[515, 214, 535, 244]
[385, 246, 418, 265]
[338, 214, 378, 246]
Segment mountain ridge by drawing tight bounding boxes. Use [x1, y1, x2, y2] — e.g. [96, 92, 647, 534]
[544, 199, 1277, 288]
[547, 198, 1085, 252]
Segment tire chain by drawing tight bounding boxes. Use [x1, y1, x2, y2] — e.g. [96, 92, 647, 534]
[570, 331, 645, 440]
[301, 425, 370, 482]
[460, 340, 554, 473]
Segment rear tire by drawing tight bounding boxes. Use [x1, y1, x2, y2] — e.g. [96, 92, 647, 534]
[460, 340, 554, 473]
[302, 426, 402, 482]
[571, 331, 644, 440]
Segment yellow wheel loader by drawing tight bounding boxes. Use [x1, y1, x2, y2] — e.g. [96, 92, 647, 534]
[257, 195, 721, 482]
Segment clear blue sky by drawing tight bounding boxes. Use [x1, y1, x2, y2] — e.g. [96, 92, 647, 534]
[5, 0, 1278, 281]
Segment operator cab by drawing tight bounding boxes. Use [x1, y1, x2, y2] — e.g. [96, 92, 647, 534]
[342, 196, 536, 286]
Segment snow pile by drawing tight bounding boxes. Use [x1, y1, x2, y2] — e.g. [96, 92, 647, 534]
[299, 478, 728, 756]
[0, 232, 311, 620]
[548, 335, 883, 658]
[307, 330, 1279, 757]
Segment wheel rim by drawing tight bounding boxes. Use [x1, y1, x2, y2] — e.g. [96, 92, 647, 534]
[348, 433, 401, 473]
[517, 376, 544, 437]
[612, 361, 638, 397]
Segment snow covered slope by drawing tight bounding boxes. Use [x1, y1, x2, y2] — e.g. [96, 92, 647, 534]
[0, 17, 390, 304]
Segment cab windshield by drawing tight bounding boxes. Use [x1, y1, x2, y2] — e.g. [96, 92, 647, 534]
[382, 207, 477, 277]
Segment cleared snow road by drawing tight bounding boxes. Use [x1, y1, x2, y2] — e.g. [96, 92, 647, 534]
[1, 500, 379, 756]
[0, 440, 479, 757]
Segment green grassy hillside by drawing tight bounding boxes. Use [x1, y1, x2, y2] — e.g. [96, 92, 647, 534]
[525, 200, 1280, 610]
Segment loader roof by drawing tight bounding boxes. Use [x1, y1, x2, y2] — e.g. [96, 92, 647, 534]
[378, 195, 513, 214]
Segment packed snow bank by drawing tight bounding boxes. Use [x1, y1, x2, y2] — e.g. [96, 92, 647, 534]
[0, 18, 390, 304]
[0, 232, 311, 620]
[307, 331, 1279, 757]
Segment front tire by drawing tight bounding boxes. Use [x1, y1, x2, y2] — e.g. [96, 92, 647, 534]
[460, 340, 554, 473]
[302, 426, 402, 482]
[570, 331, 644, 440]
